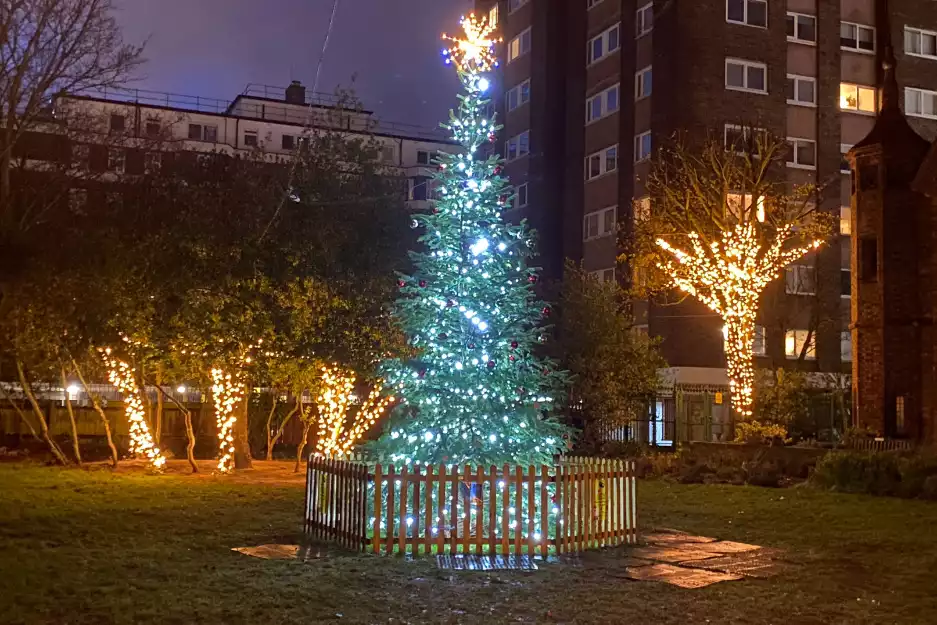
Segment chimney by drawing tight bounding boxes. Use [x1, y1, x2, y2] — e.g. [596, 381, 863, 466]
[285, 81, 306, 105]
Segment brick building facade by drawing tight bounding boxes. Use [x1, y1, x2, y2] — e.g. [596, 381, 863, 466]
[477, 0, 937, 388]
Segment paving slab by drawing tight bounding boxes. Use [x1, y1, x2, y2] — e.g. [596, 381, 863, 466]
[630, 545, 722, 563]
[625, 563, 744, 588]
[232, 544, 300, 560]
[643, 532, 718, 545]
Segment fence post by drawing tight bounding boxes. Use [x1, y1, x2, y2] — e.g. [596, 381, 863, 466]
[385, 465, 396, 554]
[397, 466, 409, 555]
[372, 463, 383, 554]
[539, 464, 548, 559]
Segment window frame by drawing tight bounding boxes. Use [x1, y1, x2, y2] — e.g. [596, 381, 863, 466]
[725, 57, 768, 94]
[840, 143, 853, 174]
[753, 325, 766, 357]
[505, 130, 531, 162]
[488, 4, 499, 28]
[584, 144, 619, 181]
[143, 151, 162, 174]
[585, 83, 620, 124]
[587, 0, 605, 9]
[636, 3, 654, 39]
[243, 130, 259, 147]
[723, 124, 766, 155]
[787, 137, 817, 170]
[840, 82, 877, 114]
[906, 86, 937, 120]
[507, 27, 532, 62]
[582, 205, 617, 242]
[514, 182, 529, 209]
[841, 331, 852, 362]
[785, 265, 817, 296]
[107, 148, 126, 174]
[785, 329, 817, 360]
[786, 74, 817, 107]
[786, 12, 817, 45]
[109, 113, 126, 133]
[840, 206, 852, 236]
[635, 65, 652, 100]
[588, 23, 621, 65]
[726, 0, 768, 29]
[508, 0, 529, 13]
[905, 26, 937, 60]
[841, 21, 875, 54]
[634, 131, 652, 163]
[506, 79, 531, 112]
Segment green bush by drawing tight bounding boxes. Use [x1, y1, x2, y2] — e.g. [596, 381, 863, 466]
[811, 450, 937, 499]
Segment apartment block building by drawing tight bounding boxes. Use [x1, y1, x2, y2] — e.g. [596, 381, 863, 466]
[478, 0, 937, 385]
[15, 81, 457, 212]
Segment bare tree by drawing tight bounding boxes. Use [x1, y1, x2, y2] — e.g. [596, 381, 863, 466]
[626, 129, 834, 421]
[0, 0, 144, 310]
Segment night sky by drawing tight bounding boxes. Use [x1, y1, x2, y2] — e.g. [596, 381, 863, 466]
[115, 0, 473, 128]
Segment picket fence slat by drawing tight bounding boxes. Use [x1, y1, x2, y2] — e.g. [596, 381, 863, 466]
[304, 455, 638, 556]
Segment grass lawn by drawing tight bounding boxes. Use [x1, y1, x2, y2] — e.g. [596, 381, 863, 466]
[1, 461, 936, 625]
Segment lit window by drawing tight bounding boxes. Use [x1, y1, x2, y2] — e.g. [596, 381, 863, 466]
[488, 4, 499, 28]
[634, 132, 652, 162]
[505, 130, 530, 161]
[514, 183, 529, 209]
[896, 396, 906, 434]
[506, 79, 531, 112]
[635, 66, 652, 100]
[107, 149, 126, 174]
[787, 137, 817, 170]
[906, 87, 937, 119]
[840, 206, 851, 235]
[726, 193, 765, 222]
[840, 83, 876, 113]
[588, 23, 621, 65]
[785, 329, 816, 360]
[753, 325, 766, 356]
[787, 12, 817, 44]
[508, 28, 532, 62]
[725, 58, 767, 93]
[726, 0, 767, 28]
[636, 3, 653, 38]
[841, 331, 852, 362]
[905, 27, 937, 59]
[583, 205, 617, 241]
[509, 0, 529, 12]
[586, 83, 620, 123]
[841, 21, 875, 53]
[786, 75, 816, 106]
[785, 265, 816, 295]
[585, 145, 619, 180]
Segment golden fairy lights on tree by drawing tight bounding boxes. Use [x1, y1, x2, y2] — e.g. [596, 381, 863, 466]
[656, 224, 821, 416]
[210, 367, 245, 473]
[100, 348, 165, 469]
[315, 365, 395, 458]
[631, 129, 831, 420]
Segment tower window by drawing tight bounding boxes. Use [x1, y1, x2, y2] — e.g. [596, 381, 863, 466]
[860, 237, 878, 283]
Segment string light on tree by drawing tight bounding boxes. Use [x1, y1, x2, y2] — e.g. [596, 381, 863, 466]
[100, 348, 165, 469]
[656, 223, 821, 417]
[373, 14, 571, 467]
[315, 365, 395, 458]
[210, 340, 262, 473]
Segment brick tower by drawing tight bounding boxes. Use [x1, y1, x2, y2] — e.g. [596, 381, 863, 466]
[848, 0, 936, 443]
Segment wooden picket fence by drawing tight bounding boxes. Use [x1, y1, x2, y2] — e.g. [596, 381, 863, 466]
[304, 456, 636, 556]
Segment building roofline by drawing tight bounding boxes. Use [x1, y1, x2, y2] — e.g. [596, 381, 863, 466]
[60, 93, 459, 146]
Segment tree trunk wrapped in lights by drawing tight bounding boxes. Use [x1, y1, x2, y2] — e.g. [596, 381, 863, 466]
[100, 348, 165, 469]
[211, 367, 245, 474]
[656, 224, 821, 417]
[316, 365, 394, 458]
[630, 129, 833, 424]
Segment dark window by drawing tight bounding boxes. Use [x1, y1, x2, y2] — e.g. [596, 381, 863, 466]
[204, 125, 218, 142]
[416, 150, 430, 165]
[860, 237, 878, 282]
[841, 269, 851, 296]
[145, 121, 161, 137]
[859, 163, 878, 190]
[244, 131, 258, 147]
[188, 124, 202, 140]
[410, 177, 427, 201]
[110, 114, 126, 133]
[282, 135, 295, 150]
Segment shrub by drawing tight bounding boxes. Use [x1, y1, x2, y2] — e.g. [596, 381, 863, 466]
[734, 421, 789, 445]
[811, 449, 937, 499]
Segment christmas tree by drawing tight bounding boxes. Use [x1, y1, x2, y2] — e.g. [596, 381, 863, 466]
[374, 15, 570, 467]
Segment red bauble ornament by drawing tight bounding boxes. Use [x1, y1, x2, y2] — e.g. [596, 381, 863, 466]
[511, 341, 518, 349]
[468, 342, 476, 349]
[528, 275, 538, 284]
[418, 369, 426, 379]
[487, 360, 495, 369]
[542, 368, 549, 375]
[509, 355, 516, 362]
[419, 280, 427, 287]
[397, 279, 406, 288]
[541, 307, 551, 317]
